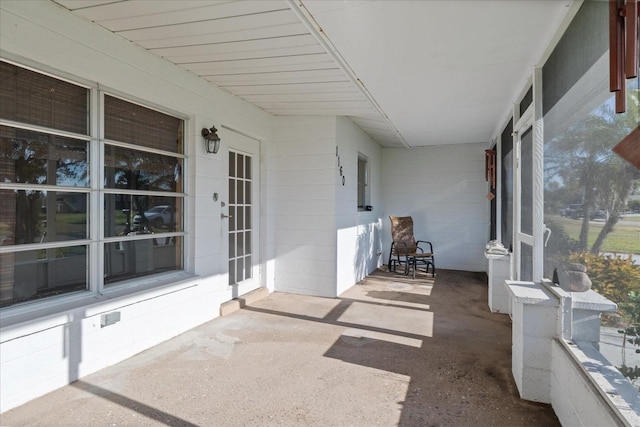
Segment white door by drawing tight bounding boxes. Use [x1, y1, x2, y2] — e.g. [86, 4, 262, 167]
[514, 123, 534, 281]
[222, 130, 260, 294]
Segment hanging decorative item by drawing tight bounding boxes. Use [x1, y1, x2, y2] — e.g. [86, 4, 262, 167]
[610, 0, 640, 168]
[613, 127, 640, 168]
[609, 0, 639, 114]
[485, 149, 496, 199]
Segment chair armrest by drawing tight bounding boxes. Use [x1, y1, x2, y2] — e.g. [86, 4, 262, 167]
[416, 240, 434, 254]
[391, 241, 410, 256]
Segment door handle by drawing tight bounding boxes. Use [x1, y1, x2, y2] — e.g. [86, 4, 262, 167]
[221, 213, 232, 219]
[544, 224, 552, 247]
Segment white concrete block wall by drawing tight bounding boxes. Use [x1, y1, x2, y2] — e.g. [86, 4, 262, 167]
[0, 1, 274, 412]
[550, 340, 632, 426]
[486, 254, 512, 313]
[273, 117, 338, 297]
[382, 143, 489, 272]
[507, 282, 558, 403]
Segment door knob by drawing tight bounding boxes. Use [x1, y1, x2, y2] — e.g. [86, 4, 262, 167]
[221, 213, 232, 219]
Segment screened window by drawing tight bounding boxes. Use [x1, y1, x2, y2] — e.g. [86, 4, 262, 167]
[0, 61, 186, 307]
[542, 1, 640, 384]
[500, 119, 513, 251]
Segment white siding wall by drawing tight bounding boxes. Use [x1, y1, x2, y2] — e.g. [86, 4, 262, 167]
[273, 117, 337, 297]
[272, 117, 383, 297]
[382, 143, 489, 272]
[0, 1, 274, 412]
[335, 118, 384, 295]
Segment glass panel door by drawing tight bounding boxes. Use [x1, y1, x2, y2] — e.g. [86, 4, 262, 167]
[516, 126, 534, 281]
[222, 130, 260, 292]
[228, 150, 253, 285]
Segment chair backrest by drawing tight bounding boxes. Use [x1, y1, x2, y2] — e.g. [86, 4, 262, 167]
[389, 216, 417, 253]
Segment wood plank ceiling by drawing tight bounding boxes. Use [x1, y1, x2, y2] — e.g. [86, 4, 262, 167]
[52, 0, 408, 148]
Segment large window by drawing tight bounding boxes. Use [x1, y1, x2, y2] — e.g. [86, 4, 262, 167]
[542, 1, 640, 385]
[0, 61, 185, 308]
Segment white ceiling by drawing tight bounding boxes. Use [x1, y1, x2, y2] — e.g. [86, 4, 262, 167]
[53, 0, 574, 148]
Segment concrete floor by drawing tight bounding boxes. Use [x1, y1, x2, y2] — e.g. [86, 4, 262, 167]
[1, 269, 559, 426]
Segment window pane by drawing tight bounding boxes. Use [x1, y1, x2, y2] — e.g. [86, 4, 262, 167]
[0, 189, 88, 245]
[245, 181, 251, 205]
[357, 157, 367, 208]
[501, 120, 514, 251]
[237, 153, 244, 178]
[229, 152, 236, 177]
[228, 178, 235, 204]
[103, 236, 182, 285]
[245, 156, 251, 179]
[237, 181, 244, 205]
[104, 145, 183, 192]
[104, 95, 183, 153]
[544, 77, 639, 277]
[245, 255, 252, 279]
[104, 194, 182, 237]
[519, 86, 533, 115]
[237, 232, 245, 257]
[229, 206, 235, 232]
[237, 206, 244, 230]
[0, 126, 89, 187]
[0, 246, 88, 308]
[521, 127, 533, 235]
[0, 61, 89, 135]
[520, 242, 533, 282]
[229, 233, 236, 258]
[236, 257, 244, 283]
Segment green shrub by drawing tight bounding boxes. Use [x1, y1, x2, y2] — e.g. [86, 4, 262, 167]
[568, 252, 640, 308]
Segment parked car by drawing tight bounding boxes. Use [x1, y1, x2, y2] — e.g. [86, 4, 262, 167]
[133, 205, 173, 229]
[561, 204, 583, 219]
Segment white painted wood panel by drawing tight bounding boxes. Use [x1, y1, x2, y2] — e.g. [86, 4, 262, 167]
[273, 116, 338, 296]
[80, 2, 286, 32]
[156, 34, 321, 59]
[227, 81, 357, 95]
[207, 69, 347, 85]
[140, 23, 309, 49]
[118, 9, 299, 41]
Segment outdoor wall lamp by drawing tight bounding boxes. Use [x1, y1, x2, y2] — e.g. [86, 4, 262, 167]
[201, 126, 221, 154]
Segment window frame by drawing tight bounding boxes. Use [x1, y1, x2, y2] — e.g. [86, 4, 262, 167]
[357, 153, 369, 211]
[0, 58, 190, 313]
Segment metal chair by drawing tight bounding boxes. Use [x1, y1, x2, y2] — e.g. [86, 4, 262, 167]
[388, 216, 435, 279]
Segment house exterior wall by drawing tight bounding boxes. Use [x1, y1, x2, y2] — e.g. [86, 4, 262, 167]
[272, 116, 384, 297]
[335, 117, 384, 296]
[382, 143, 489, 272]
[272, 116, 338, 297]
[0, 1, 274, 412]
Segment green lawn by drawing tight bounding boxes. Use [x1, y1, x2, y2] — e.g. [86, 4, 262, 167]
[547, 215, 640, 254]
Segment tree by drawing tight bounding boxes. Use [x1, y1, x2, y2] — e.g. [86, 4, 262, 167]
[545, 84, 639, 254]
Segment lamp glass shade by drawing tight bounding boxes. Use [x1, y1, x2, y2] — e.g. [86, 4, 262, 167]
[206, 138, 220, 154]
